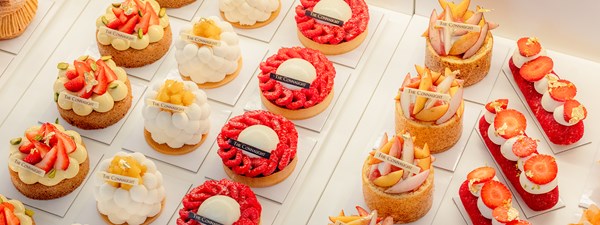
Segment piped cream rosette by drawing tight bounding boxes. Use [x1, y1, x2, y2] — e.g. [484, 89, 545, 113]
[175, 16, 241, 86]
[219, 0, 279, 26]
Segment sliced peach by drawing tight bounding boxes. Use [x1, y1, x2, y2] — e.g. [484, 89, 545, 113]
[329, 216, 362, 223]
[436, 87, 463, 124]
[385, 170, 430, 194]
[428, 10, 444, 55]
[356, 206, 369, 216]
[431, 70, 441, 83]
[417, 156, 432, 172]
[449, 31, 480, 56]
[414, 144, 431, 159]
[457, 101, 465, 118]
[339, 210, 345, 216]
[415, 104, 449, 122]
[488, 21, 500, 30]
[450, 86, 459, 96]
[412, 71, 433, 115]
[462, 10, 474, 21]
[452, 0, 470, 20]
[442, 5, 454, 55]
[373, 170, 404, 187]
[415, 65, 425, 77]
[463, 22, 489, 59]
[378, 132, 389, 149]
[369, 138, 395, 164]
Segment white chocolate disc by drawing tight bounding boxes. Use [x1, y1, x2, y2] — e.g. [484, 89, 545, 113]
[237, 125, 279, 158]
[275, 58, 317, 91]
[313, 0, 352, 23]
[197, 195, 241, 225]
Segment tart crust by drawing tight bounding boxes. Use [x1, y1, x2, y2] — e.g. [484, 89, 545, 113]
[362, 158, 434, 223]
[425, 32, 493, 87]
[394, 101, 462, 154]
[96, 26, 172, 68]
[143, 129, 207, 155]
[223, 156, 297, 188]
[220, 0, 281, 29]
[98, 200, 165, 225]
[297, 28, 368, 55]
[0, 0, 37, 40]
[155, 0, 194, 8]
[57, 80, 133, 130]
[181, 57, 243, 89]
[260, 88, 334, 120]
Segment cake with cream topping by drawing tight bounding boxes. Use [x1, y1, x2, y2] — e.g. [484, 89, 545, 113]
[0, 194, 35, 225]
[0, 0, 37, 40]
[219, 0, 281, 29]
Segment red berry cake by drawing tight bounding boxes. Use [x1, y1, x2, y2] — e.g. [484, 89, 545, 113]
[295, 0, 369, 55]
[258, 47, 335, 120]
[177, 179, 261, 225]
[217, 110, 298, 187]
[508, 37, 587, 145]
[479, 99, 559, 211]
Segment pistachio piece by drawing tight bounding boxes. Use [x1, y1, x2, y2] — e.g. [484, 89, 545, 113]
[138, 28, 143, 39]
[112, 3, 121, 8]
[34, 135, 43, 141]
[55, 117, 59, 124]
[159, 8, 166, 18]
[10, 137, 22, 145]
[102, 16, 109, 26]
[101, 55, 112, 61]
[78, 55, 89, 61]
[57, 62, 69, 70]
[110, 83, 119, 89]
[25, 209, 35, 217]
[90, 61, 98, 71]
[48, 169, 56, 178]
[138, 9, 143, 17]
[54, 92, 59, 102]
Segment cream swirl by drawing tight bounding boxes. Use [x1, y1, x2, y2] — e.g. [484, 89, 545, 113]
[512, 47, 547, 68]
[219, 0, 279, 25]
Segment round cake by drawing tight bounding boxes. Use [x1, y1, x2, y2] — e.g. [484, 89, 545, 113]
[0, 194, 36, 225]
[219, 0, 281, 29]
[0, 0, 37, 40]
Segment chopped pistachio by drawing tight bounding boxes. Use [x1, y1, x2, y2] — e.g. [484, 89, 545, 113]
[10, 137, 22, 145]
[112, 3, 121, 7]
[55, 117, 59, 124]
[57, 62, 69, 70]
[138, 28, 143, 39]
[90, 62, 98, 71]
[54, 92, 59, 102]
[34, 135, 43, 141]
[101, 55, 112, 61]
[138, 9, 143, 17]
[47, 169, 56, 178]
[78, 55, 89, 61]
[159, 8, 166, 18]
[109, 83, 119, 89]
[25, 209, 34, 217]
[102, 16, 109, 26]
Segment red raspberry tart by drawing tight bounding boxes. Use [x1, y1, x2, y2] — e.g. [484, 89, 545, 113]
[294, 0, 369, 55]
[177, 179, 261, 225]
[258, 47, 335, 120]
[217, 110, 298, 187]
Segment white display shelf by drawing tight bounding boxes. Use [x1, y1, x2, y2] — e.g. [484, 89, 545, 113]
[0, 0, 54, 54]
[0, 51, 14, 78]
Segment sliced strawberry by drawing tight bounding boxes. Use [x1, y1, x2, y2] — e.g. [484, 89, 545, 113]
[493, 109, 527, 139]
[1, 203, 14, 212]
[481, 180, 512, 209]
[517, 37, 542, 57]
[133, 0, 145, 14]
[96, 59, 118, 82]
[492, 205, 518, 223]
[507, 220, 532, 225]
[35, 147, 57, 172]
[549, 79, 576, 101]
[467, 166, 496, 184]
[55, 129, 77, 154]
[73, 60, 91, 77]
[0, 210, 6, 225]
[3, 208, 19, 225]
[23, 149, 42, 165]
[139, 9, 151, 34]
[64, 76, 85, 92]
[33, 142, 51, 157]
[65, 69, 78, 80]
[146, 1, 159, 26]
[78, 88, 93, 99]
[563, 99, 587, 123]
[112, 7, 124, 18]
[485, 99, 508, 113]
[106, 18, 123, 30]
[55, 141, 70, 170]
[519, 56, 553, 82]
[119, 15, 139, 34]
[18, 142, 34, 154]
[523, 154, 558, 185]
[512, 136, 537, 157]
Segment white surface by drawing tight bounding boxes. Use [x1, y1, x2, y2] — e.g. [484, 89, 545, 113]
[366, 0, 413, 15]
[244, 63, 351, 132]
[200, 136, 317, 204]
[271, 3, 384, 68]
[0, 0, 54, 54]
[121, 101, 231, 172]
[195, 0, 295, 43]
[167, 0, 204, 21]
[0, 52, 14, 77]
[452, 196, 474, 225]
[579, 147, 600, 208]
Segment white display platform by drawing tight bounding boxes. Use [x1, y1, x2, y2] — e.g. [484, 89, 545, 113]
[0, 0, 54, 54]
[0, 52, 13, 78]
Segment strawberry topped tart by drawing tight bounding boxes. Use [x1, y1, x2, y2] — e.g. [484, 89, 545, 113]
[219, 0, 281, 29]
[54, 55, 132, 130]
[328, 206, 394, 225]
[362, 131, 434, 223]
[217, 110, 298, 187]
[508, 37, 587, 145]
[423, 0, 499, 86]
[395, 65, 465, 153]
[295, 0, 369, 55]
[258, 47, 335, 120]
[0, 194, 35, 225]
[0, 0, 37, 40]
[458, 166, 532, 225]
[177, 179, 261, 225]
[8, 122, 89, 200]
[96, 0, 171, 68]
[479, 99, 560, 211]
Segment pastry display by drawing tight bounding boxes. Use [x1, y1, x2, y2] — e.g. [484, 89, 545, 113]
[175, 16, 242, 89]
[0, 0, 37, 40]
[362, 131, 434, 223]
[479, 99, 559, 211]
[508, 36, 587, 145]
[0, 194, 35, 225]
[219, 0, 281, 29]
[142, 79, 211, 155]
[423, 0, 499, 86]
[93, 152, 165, 225]
[328, 206, 393, 225]
[295, 0, 369, 55]
[394, 65, 464, 153]
[458, 166, 532, 225]
[53, 55, 132, 130]
[155, 0, 193, 8]
[95, 0, 171, 68]
[177, 179, 261, 225]
[217, 110, 298, 187]
[8, 122, 89, 200]
[258, 47, 335, 120]
[570, 204, 600, 225]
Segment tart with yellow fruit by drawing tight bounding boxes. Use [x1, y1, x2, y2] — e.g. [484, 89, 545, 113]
[328, 206, 393, 225]
[96, 0, 171, 68]
[54, 55, 132, 130]
[0, 0, 38, 40]
[142, 79, 211, 155]
[0, 194, 36, 225]
[423, 0, 499, 86]
[571, 204, 600, 225]
[362, 131, 434, 223]
[175, 16, 242, 89]
[93, 152, 165, 225]
[395, 65, 464, 153]
[8, 122, 89, 200]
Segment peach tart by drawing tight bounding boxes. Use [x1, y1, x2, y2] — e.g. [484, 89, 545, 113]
[328, 206, 393, 225]
[219, 0, 280, 29]
[571, 204, 600, 225]
[0, 194, 35, 225]
[0, 0, 37, 40]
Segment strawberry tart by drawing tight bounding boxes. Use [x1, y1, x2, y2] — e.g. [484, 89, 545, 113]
[362, 131, 434, 223]
[0, 0, 37, 40]
[8, 122, 89, 200]
[96, 0, 171, 68]
[458, 166, 532, 225]
[0, 194, 35, 225]
[219, 0, 281, 29]
[295, 0, 369, 55]
[54, 55, 132, 130]
[508, 37, 587, 145]
[175, 16, 242, 89]
[328, 206, 394, 225]
[177, 179, 261, 225]
[217, 110, 298, 187]
[156, 0, 193, 8]
[395, 65, 464, 153]
[423, 0, 499, 86]
[93, 152, 165, 225]
[479, 99, 560, 211]
[142, 79, 211, 155]
[258, 47, 335, 120]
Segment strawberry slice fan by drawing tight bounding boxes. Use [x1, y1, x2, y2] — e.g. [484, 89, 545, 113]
[508, 37, 588, 145]
[479, 99, 559, 211]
